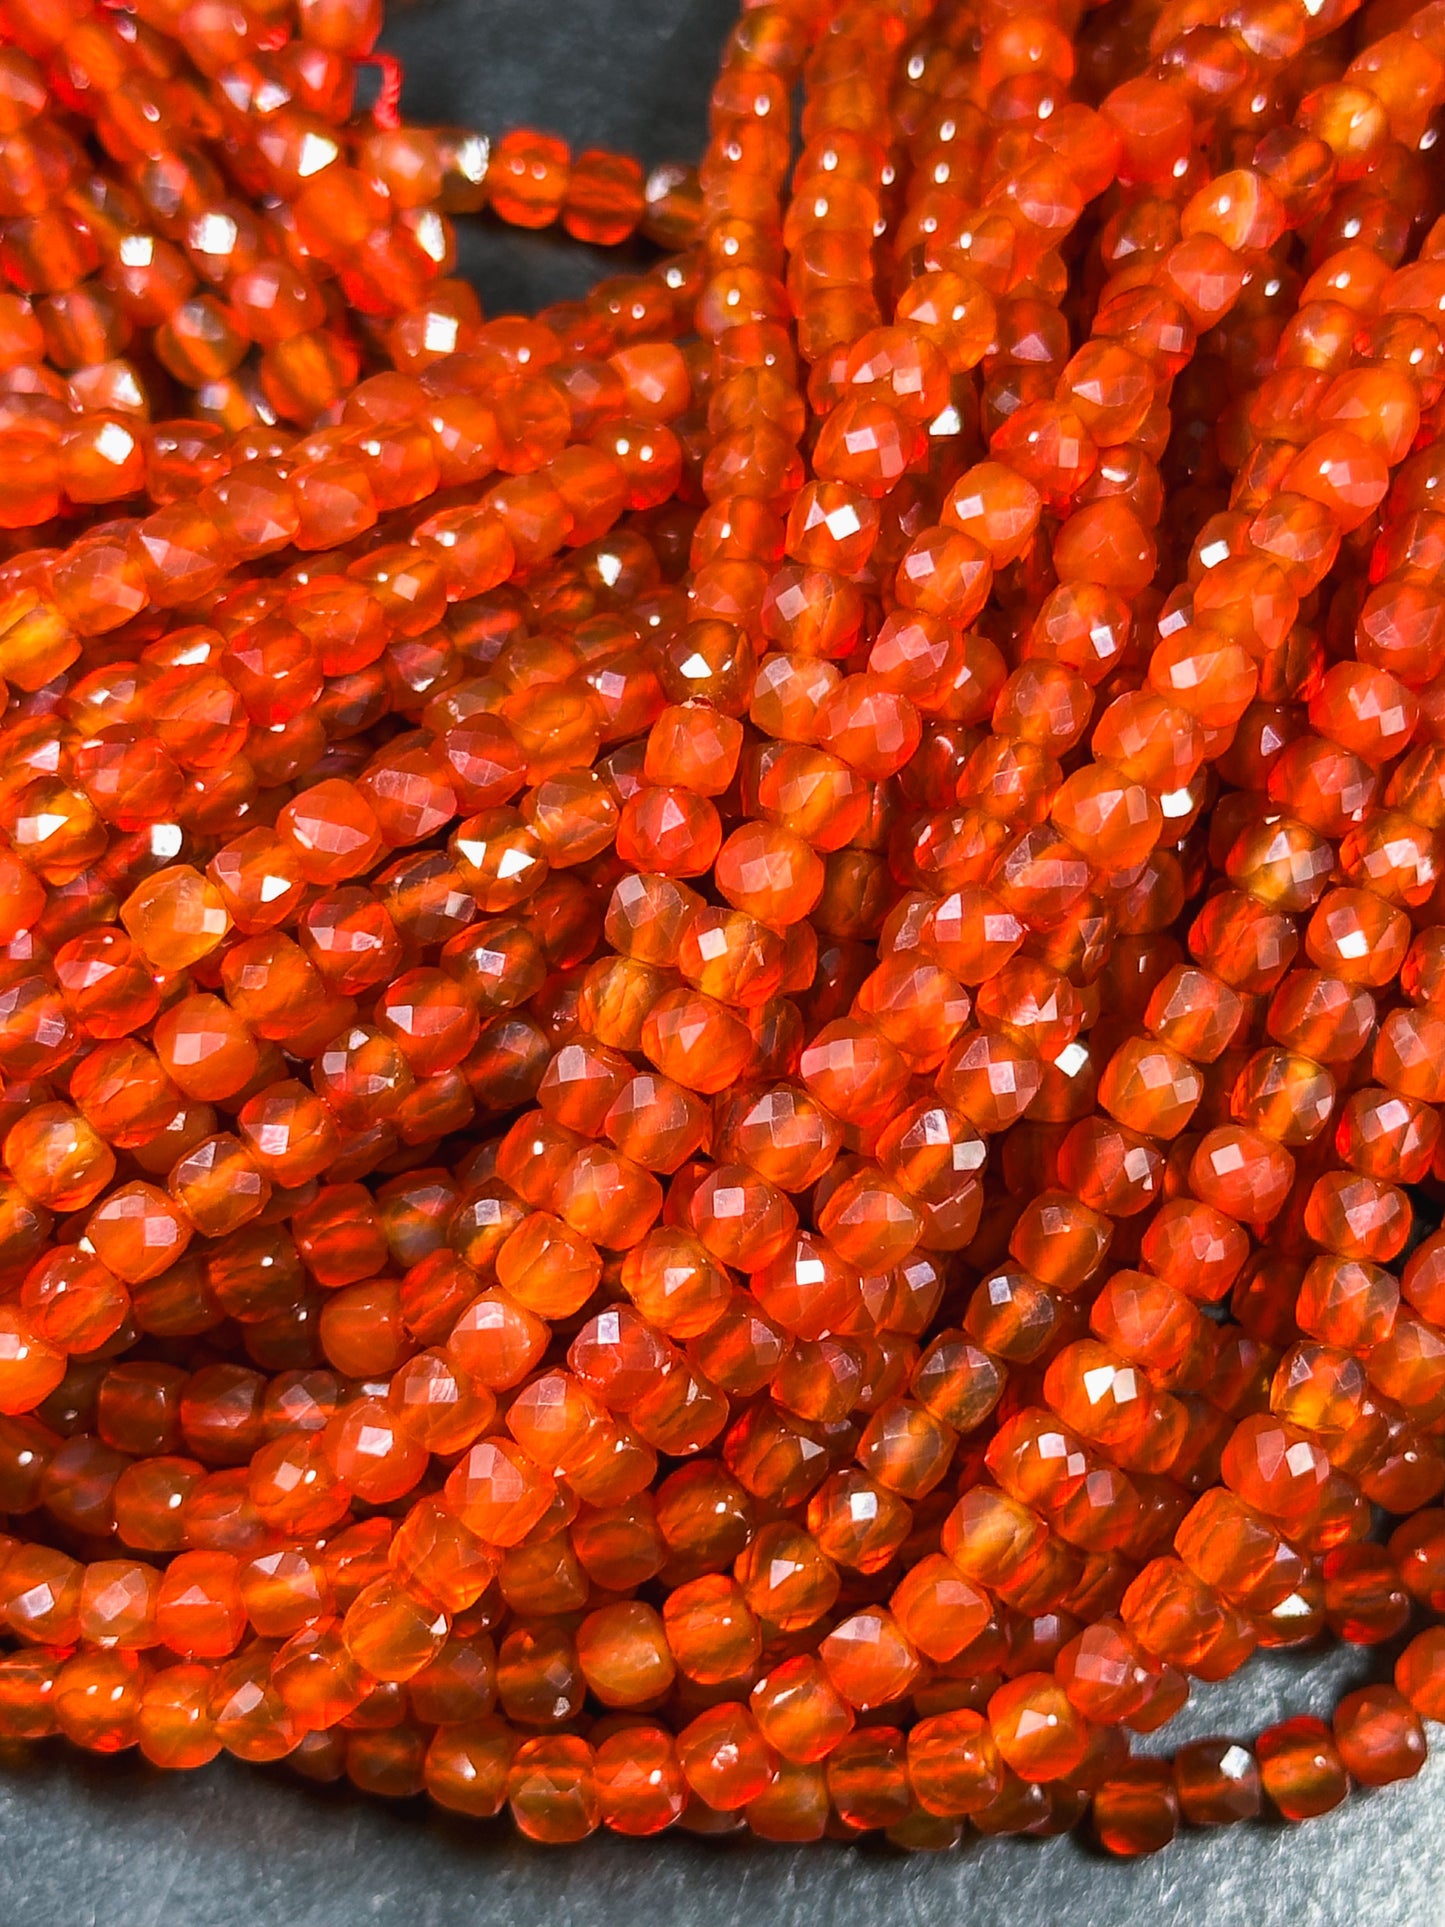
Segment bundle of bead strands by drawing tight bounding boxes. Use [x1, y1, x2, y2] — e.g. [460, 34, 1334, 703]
[3, 0, 1445, 1862]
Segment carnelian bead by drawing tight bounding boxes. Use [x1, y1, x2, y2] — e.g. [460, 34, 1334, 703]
[573, 1599, 675, 1707]
[1087, 1757, 1178, 1858]
[152, 994, 259, 1105]
[237, 1083, 340, 1189]
[342, 1576, 448, 1685]
[639, 988, 752, 1096]
[814, 1607, 918, 1711]
[987, 1672, 1089, 1782]
[1167, 1737, 1262, 1828]
[154, 1551, 246, 1660]
[445, 1436, 555, 1546]
[277, 780, 384, 887]
[743, 1653, 851, 1766]
[119, 866, 230, 972]
[1257, 1717, 1348, 1821]
[590, 1722, 686, 1836]
[818, 1721, 909, 1831]
[1329, 1686, 1426, 1789]
[423, 1716, 517, 1817]
[4, 1102, 114, 1212]
[1397, 1627, 1445, 1722]
[662, 1573, 760, 1685]
[676, 1703, 775, 1810]
[0, 1300, 64, 1414]
[51, 1649, 145, 1754]
[138, 1665, 221, 1770]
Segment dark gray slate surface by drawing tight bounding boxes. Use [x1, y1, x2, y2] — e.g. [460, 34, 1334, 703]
[3, 2, 1441, 1920]
[1, 1641, 1442, 1927]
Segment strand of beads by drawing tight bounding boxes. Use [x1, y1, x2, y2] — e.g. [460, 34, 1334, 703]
[5, 0, 1445, 1861]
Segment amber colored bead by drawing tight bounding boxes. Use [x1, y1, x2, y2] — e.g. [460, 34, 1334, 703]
[153, 1550, 246, 1660]
[815, 1723, 905, 1832]
[1395, 1622, 1445, 1721]
[423, 1715, 517, 1817]
[1085, 1758, 1177, 1858]
[1257, 1717, 1349, 1821]
[988, 1673, 1089, 1782]
[340, 1574, 448, 1685]
[642, 988, 754, 1095]
[815, 1608, 919, 1712]
[588, 1721, 685, 1835]
[51, 1649, 144, 1754]
[234, 1083, 340, 1191]
[154, 994, 259, 1103]
[270, 1622, 367, 1731]
[20, 1245, 127, 1353]
[445, 1436, 555, 1546]
[663, 1574, 760, 1685]
[120, 865, 231, 971]
[136, 1663, 222, 1770]
[447, 1288, 549, 1390]
[572, 1599, 674, 1707]
[1330, 1684, 1427, 1787]
[1168, 1737, 1262, 1826]
[1322, 1540, 1411, 1644]
[677, 1702, 775, 1810]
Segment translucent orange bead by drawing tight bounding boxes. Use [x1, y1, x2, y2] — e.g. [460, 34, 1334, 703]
[1257, 1717, 1348, 1821]
[988, 1673, 1089, 1782]
[4, 1102, 114, 1211]
[663, 1573, 760, 1685]
[445, 1436, 555, 1546]
[0, 1304, 64, 1415]
[119, 865, 231, 971]
[138, 1664, 222, 1770]
[907, 1708, 1004, 1817]
[676, 1702, 775, 1810]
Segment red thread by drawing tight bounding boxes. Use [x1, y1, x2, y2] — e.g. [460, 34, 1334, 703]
[361, 52, 404, 130]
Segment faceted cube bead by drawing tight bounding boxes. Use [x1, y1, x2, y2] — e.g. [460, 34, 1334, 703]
[820, 1609, 921, 1711]
[1054, 1619, 1156, 1724]
[0, 1304, 64, 1415]
[279, 780, 385, 886]
[1220, 1414, 1333, 1532]
[676, 1703, 775, 1811]
[988, 1673, 1089, 1782]
[153, 996, 259, 1103]
[3, 1103, 114, 1211]
[1257, 1717, 1349, 1821]
[120, 866, 231, 971]
[748, 1654, 853, 1765]
[1304, 1172, 1411, 1263]
[1092, 1759, 1179, 1856]
[1174, 1738, 1262, 1826]
[553, 1143, 662, 1250]
[237, 1083, 341, 1188]
[20, 1247, 128, 1353]
[906, 1709, 1003, 1818]
[1098, 1037, 1202, 1138]
[1123, 1556, 1256, 1681]
[1396, 1627, 1445, 1722]
[642, 989, 754, 1094]
[495, 1212, 601, 1320]
[1189, 1127, 1294, 1222]
[445, 1437, 556, 1546]
[1323, 1545, 1411, 1644]
[594, 1724, 687, 1837]
[890, 1552, 989, 1663]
